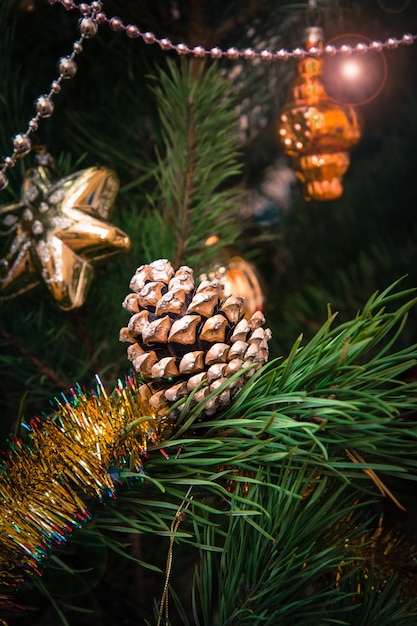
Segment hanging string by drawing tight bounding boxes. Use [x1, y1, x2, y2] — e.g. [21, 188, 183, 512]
[156, 487, 194, 626]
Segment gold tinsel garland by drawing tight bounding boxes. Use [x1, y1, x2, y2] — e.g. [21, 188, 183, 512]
[0, 375, 158, 615]
[336, 514, 417, 603]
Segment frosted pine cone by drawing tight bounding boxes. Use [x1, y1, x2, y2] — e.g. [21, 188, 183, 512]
[120, 259, 271, 418]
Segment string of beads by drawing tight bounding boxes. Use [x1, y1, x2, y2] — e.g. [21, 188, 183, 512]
[0, 0, 416, 190]
[50, 0, 416, 61]
[0, 1, 102, 191]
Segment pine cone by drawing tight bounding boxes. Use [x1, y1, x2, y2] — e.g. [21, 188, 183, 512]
[120, 259, 271, 418]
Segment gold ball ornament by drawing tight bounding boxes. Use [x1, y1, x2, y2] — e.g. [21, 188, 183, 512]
[276, 27, 362, 202]
[0, 160, 131, 310]
[200, 252, 264, 320]
[120, 259, 271, 419]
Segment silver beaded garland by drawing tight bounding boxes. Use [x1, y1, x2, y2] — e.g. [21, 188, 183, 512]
[355, 42, 367, 54]
[61, 0, 416, 63]
[13, 134, 32, 156]
[292, 47, 306, 59]
[41, 0, 417, 64]
[143, 32, 156, 44]
[80, 16, 98, 37]
[73, 41, 83, 54]
[160, 38, 173, 50]
[95, 12, 106, 25]
[226, 47, 240, 60]
[308, 46, 320, 57]
[210, 47, 223, 59]
[0, 1, 102, 186]
[176, 43, 189, 55]
[324, 44, 337, 56]
[243, 48, 256, 60]
[79, 3, 91, 14]
[51, 80, 62, 94]
[340, 44, 352, 56]
[193, 46, 206, 58]
[36, 95, 54, 118]
[260, 50, 273, 61]
[386, 38, 398, 49]
[403, 34, 414, 45]
[58, 56, 78, 78]
[109, 17, 123, 31]
[276, 49, 289, 61]
[126, 24, 140, 38]
[370, 41, 383, 52]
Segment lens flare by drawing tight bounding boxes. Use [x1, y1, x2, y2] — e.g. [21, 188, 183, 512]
[378, 0, 409, 13]
[340, 60, 361, 80]
[323, 34, 388, 106]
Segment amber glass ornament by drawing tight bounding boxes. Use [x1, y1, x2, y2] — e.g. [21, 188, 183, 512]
[201, 241, 264, 319]
[276, 27, 362, 201]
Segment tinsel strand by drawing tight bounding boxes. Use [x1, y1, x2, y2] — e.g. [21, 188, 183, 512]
[0, 376, 158, 613]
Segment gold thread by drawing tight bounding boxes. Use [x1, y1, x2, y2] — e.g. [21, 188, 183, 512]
[157, 487, 193, 626]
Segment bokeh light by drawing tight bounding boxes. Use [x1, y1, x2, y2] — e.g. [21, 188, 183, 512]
[378, 0, 410, 14]
[322, 34, 388, 106]
[340, 60, 361, 80]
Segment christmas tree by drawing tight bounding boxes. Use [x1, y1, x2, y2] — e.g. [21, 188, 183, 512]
[1, 1, 417, 624]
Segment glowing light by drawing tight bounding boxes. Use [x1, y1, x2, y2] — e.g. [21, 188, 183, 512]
[323, 34, 388, 105]
[341, 60, 361, 80]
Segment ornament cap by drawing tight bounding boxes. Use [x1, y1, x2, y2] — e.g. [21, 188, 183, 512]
[304, 26, 324, 47]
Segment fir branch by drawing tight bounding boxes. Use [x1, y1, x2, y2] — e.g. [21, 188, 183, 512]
[68, 310, 103, 377]
[213, 0, 269, 44]
[0, 325, 70, 391]
[6, 284, 417, 622]
[211, 473, 417, 626]
[172, 91, 196, 268]
[142, 284, 417, 504]
[142, 59, 244, 271]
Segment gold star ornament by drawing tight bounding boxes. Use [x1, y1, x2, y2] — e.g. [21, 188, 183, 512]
[0, 160, 131, 310]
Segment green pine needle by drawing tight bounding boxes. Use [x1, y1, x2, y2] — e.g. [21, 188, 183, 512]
[140, 58, 244, 270]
